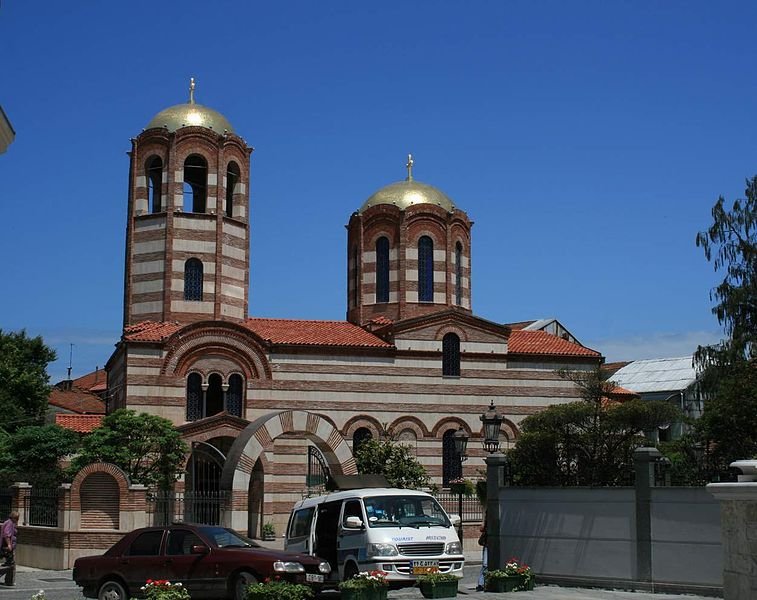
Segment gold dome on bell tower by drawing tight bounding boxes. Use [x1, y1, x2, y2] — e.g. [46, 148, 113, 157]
[145, 78, 234, 133]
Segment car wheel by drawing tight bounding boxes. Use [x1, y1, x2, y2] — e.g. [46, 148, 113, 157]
[98, 579, 127, 600]
[343, 562, 359, 582]
[233, 570, 258, 600]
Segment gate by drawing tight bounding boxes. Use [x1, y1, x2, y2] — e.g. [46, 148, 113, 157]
[306, 446, 330, 495]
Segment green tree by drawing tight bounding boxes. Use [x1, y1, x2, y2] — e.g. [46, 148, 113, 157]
[694, 177, 757, 467]
[508, 368, 680, 486]
[0, 330, 56, 432]
[354, 438, 430, 489]
[0, 424, 80, 487]
[69, 409, 188, 489]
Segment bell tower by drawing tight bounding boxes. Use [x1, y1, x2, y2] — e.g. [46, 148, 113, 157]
[123, 79, 253, 327]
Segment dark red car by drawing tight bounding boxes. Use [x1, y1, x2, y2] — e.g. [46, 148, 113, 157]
[72, 525, 331, 600]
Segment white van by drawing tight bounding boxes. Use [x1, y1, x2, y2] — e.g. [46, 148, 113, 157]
[285, 488, 464, 586]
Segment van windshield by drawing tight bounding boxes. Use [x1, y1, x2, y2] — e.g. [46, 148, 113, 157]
[363, 495, 450, 528]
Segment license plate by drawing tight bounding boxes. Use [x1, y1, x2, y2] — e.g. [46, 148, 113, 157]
[411, 559, 439, 575]
[305, 573, 324, 583]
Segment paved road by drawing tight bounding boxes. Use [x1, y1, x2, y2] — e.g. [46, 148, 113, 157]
[0, 565, 718, 600]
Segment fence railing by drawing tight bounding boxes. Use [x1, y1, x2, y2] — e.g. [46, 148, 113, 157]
[25, 488, 59, 527]
[0, 488, 12, 521]
[434, 490, 483, 523]
[147, 490, 229, 526]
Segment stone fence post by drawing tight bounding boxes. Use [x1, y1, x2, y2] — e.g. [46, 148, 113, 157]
[707, 459, 757, 599]
[10, 483, 30, 525]
[633, 446, 661, 583]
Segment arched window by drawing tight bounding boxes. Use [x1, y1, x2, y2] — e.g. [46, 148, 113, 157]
[442, 429, 462, 486]
[186, 373, 202, 421]
[353, 427, 372, 456]
[146, 156, 163, 213]
[227, 374, 244, 417]
[184, 258, 203, 301]
[455, 242, 463, 306]
[226, 161, 240, 218]
[206, 373, 223, 417]
[183, 154, 207, 213]
[375, 236, 390, 303]
[442, 333, 461, 377]
[418, 236, 434, 302]
[351, 245, 359, 308]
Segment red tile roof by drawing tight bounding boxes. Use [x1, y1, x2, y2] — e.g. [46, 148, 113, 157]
[49, 388, 106, 414]
[72, 369, 107, 392]
[242, 318, 392, 348]
[55, 414, 104, 433]
[123, 321, 183, 341]
[508, 330, 600, 357]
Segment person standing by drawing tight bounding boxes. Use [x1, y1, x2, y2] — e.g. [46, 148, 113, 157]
[1, 512, 18, 567]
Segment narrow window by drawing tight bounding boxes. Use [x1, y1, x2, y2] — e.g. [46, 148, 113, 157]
[227, 374, 244, 417]
[206, 373, 223, 417]
[455, 242, 463, 306]
[184, 258, 203, 301]
[146, 156, 163, 213]
[226, 161, 240, 218]
[351, 245, 359, 308]
[442, 429, 462, 486]
[375, 236, 390, 303]
[183, 154, 208, 213]
[418, 236, 434, 302]
[442, 333, 461, 377]
[186, 373, 202, 421]
[352, 427, 372, 456]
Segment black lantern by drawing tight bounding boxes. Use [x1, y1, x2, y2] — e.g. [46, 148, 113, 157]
[452, 427, 469, 462]
[480, 400, 503, 454]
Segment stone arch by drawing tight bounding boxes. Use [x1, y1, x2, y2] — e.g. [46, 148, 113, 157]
[220, 410, 356, 495]
[70, 463, 132, 531]
[433, 323, 469, 342]
[432, 417, 471, 438]
[162, 322, 271, 379]
[386, 415, 429, 439]
[342, 415, 384, 440]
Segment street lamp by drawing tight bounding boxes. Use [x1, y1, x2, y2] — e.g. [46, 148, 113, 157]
[480, 400, 503, 454]
[452, 427, 469, 549]
[480, 401, 506, 579]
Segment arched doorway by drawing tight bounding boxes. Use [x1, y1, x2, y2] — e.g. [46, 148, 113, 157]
[185, 437, 234, 525]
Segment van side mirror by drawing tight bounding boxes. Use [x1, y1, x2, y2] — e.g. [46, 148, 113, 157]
[449, 515, 461, 527]
[344, 516, 363, 529]
[191, 544, 210, 555]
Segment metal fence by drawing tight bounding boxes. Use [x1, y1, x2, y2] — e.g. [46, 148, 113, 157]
[434, 490, 483, 523]
[25, 488, 59, 527]
[147, 490, 229, 526]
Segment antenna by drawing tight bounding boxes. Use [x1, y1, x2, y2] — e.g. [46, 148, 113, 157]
[67, 343, 74, 380]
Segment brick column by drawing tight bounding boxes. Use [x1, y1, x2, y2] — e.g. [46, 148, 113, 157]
[10, 483, 30, 525]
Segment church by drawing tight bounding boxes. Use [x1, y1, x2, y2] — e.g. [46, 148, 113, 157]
[104, 81, 602, 537]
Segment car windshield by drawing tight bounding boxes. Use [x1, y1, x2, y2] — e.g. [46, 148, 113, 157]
[363, 495, 451, 528]
[198, 526, 260, 548]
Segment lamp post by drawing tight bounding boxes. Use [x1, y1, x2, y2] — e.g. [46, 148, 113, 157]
[481, 401, 506, 575]
[452, 427, 469, 549]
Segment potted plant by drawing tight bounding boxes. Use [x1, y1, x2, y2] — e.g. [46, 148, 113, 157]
[448, 477, 475, 496]
[262, 521, 276, 541]
[416, 571, 459, 598]
[338, 570, 389, 600]
[246, 577, 313, 600]
[484, 558, 534, 592]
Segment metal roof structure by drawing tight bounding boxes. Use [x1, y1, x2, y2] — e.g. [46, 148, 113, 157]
[610, 356, 698, 394]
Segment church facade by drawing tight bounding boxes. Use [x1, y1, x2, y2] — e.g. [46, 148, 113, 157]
[106, 85, 602, 537]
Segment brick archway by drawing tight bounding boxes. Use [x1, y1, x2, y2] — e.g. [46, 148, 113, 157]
[219, 410, 356, 531]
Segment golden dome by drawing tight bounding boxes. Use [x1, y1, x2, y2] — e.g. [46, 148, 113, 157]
[360, 154, 456, 213]
[146, 102, 234, 133]
[145, 78, 234, 134]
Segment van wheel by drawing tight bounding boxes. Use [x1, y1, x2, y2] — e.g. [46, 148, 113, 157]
[343, 562, 359, 582]
[98, 579, 127, 600]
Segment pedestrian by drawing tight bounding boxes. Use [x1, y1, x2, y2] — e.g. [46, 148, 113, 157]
[1, 512, 19, 567]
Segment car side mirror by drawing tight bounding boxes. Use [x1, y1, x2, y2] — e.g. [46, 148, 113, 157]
[449, 515, 461, 526]
[344, 516, 363, 529]
[191, 544, 210, 555]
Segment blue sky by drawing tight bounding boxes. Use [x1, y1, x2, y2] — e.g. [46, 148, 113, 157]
[1, 1, 754, 382]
